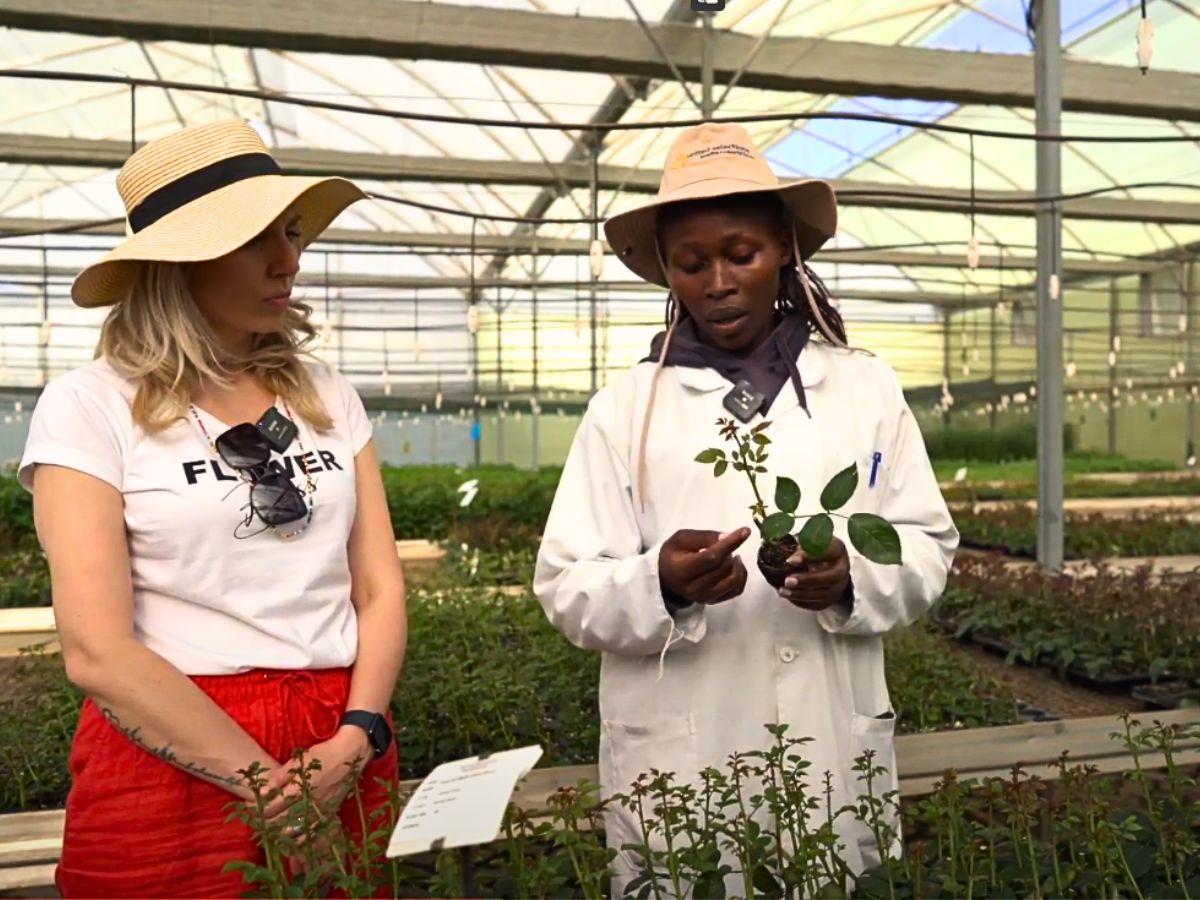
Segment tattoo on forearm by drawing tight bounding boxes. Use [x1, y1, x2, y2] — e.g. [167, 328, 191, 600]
[99, 707, 243, 789]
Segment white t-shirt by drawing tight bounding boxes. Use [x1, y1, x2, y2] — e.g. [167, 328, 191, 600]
[18, 357, 372, 675]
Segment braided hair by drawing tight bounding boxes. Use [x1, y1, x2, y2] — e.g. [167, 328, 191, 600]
[658, 192, 847, 345]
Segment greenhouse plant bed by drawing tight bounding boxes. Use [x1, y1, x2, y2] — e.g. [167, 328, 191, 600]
[957, 631, 1151, 691]
[935, 558, 1200, 696]
[1132, 682, 1200, 711]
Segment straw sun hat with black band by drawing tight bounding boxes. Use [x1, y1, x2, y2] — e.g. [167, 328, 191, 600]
[71, 119, 365, 308]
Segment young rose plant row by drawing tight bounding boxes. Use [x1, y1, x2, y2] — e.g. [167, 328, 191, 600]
[141, 717, 1200, 899]
[5, 599, 1199, 898]
[0, 582, 1020, 816]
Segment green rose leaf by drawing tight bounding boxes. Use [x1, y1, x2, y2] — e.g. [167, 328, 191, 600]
[848, 513, 902, 565]
[714, 460, 728, 477]
[774, 477, 801, 515]
[695, 448, 724, 464]
[798, 513, 834, 559]
[761, 512, 795, 542]
[820, 463, 859, 512]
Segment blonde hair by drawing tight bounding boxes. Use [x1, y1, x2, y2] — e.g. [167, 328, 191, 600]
[97, 262, 334, 434]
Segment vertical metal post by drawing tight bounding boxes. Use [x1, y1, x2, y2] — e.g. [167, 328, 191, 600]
[496, 292, 505, 465]
[471, 296, 481, 469]
[701, 15, 715, 119]
[942, 309, 952, 427]
[1108, 277, 1119, 455]
[531, 276, 540, 470]
[989, 303, 998, 432]
[1035, 0, 1065, 573]
[1187, 261, 1196, 462]
[496, 294, 503, 393]
[589, 135, 600, 396]
[38, 247, 49, 384]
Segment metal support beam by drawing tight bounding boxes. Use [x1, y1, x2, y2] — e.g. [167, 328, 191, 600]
[989, 304, 998, 432]
[481, 0, 696, 282]
[531, 273, 540, 470]
[0, 218, 1166, 275]
[1108, 277, 1119, 455]
[942, 310, 952, 427]
[701, 14, 715, 119]
[1035, 0, 1064, 574]
[1187, 261, 1196, 464]
[0, 263, 1008, 306]
[4, 1, 1200, 121]
[3, 134, 1200, 226]
[589, 135, 600, 395]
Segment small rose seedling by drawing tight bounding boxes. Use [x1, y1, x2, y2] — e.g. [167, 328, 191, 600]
[695, 417, 902, 566]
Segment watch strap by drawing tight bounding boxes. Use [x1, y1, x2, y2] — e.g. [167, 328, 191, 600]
[340, 709, 392, 758]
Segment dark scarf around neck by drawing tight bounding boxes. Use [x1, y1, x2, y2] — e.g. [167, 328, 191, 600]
[644, 313, 811, 418]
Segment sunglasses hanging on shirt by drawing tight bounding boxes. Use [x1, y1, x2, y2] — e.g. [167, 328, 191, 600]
[188, 401, 316, 540]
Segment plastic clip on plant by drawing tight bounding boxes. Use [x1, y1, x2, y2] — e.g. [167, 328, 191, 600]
[696, 418, 902, 588]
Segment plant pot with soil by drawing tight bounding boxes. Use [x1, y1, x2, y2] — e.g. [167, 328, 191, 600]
[696, 418, 903, 589]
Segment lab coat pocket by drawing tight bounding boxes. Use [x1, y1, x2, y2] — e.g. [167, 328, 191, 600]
[604, 713, 699, 794]
[602, 712, 700, 870]
[847, 712, 900, 872]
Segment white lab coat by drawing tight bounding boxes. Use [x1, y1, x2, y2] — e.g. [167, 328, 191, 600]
[534, 341, 958, 898]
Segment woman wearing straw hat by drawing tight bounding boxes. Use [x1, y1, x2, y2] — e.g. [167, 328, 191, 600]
[18, 120, 406, 897]
[535, 123, 957, 894]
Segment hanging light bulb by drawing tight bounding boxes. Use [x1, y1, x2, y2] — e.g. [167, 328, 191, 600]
[1127, 378, 1134, 390]
[1109, 351, 1117, 367]
[1050, 274, 1061, 301]
[1066, 360, 1077, 378]
[435, 392, 443, 410]
[1112, 385, 1120, 398]
[382, 368, 392, 397]
[13, 401, 21, 413]
[1030, 385, 1037, 398]
[467, 304, 481, 335]
[1180, 314, 1188, 334]
[589, 239, 604, 280]
[1168, 387, 1176, 401]
[1137, 10, 1155, 74]
[966, 233, 981, 270]
[962, 363, 971, 377]
[1178, 360, 1186, 374]
[38, 321, 52, 344]
[1113, 335, 1122, 353]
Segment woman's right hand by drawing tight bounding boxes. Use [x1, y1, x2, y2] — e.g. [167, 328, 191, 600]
[658, 528, 751, 608]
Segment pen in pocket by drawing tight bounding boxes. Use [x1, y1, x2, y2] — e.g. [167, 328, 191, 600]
[869, 451, 883, 488]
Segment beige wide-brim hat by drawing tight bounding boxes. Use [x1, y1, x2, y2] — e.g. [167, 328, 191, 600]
[604, 122, 837, 287]
[71, 119, 365, 308]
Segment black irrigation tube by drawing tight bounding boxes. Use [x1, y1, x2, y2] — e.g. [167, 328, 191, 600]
[5, 68, 1200, 144]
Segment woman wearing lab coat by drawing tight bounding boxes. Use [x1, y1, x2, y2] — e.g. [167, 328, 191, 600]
[534, 122, 958, 896]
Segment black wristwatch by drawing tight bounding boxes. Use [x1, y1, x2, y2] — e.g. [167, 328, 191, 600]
[340, 710, 393, 759]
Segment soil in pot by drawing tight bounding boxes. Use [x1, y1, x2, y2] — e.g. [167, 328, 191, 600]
[758, 534, 808, 588]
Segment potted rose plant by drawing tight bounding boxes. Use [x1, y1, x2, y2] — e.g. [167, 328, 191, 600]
[695, 418, 902, 588]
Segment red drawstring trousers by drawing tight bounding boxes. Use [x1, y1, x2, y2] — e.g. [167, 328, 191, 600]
[55, 666, 399, 898]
